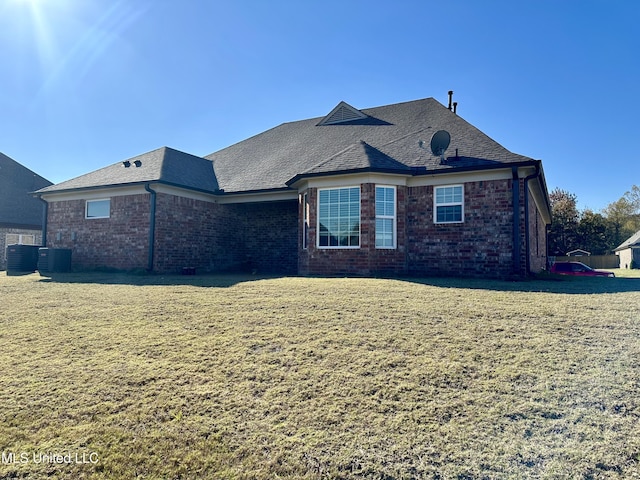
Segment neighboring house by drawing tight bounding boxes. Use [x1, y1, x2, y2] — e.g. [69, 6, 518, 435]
[0, 153, 52, 270]
[35, 97, 551, 277]
[615, 230, 640, 268]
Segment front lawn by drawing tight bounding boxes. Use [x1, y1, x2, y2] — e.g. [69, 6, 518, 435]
[1, 273, 639, 478]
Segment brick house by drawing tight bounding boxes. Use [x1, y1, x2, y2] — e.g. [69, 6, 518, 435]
[35, 97, 551, 277]
[1, 152, 52, 270]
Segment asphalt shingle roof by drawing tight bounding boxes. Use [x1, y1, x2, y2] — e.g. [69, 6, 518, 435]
[0, 152, 52, 227]
[615, 230, 640, 251]
[38, 97, 537, 196]
[205, 97, 535, 193]
[37, 147, 218, 194]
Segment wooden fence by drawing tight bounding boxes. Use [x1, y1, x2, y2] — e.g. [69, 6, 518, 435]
[551, 255, 620, 269]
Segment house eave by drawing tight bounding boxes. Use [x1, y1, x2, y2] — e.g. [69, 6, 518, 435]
[34, 180, 220, 200]
[287, 160, 542, 188]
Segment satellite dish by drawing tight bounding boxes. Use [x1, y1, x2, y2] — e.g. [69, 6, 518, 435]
[430, 130, 451, 158]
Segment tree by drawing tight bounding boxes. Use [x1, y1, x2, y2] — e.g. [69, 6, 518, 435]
[602, 191, 639, 249]
[548, 188, 579, 255]
[577, 210, 609, 254]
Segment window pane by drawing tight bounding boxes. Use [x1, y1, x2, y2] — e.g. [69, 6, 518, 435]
[86, 199, 110, 218]
[375, 187, 395, 248]
[318, 188, 360, 248]
[437, 205, 462, 223]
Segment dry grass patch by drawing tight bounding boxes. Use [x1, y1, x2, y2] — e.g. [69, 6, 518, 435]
[0, 273, 639, 479]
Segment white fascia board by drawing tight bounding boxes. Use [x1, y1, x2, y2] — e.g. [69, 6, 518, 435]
[152, 184, 218, 203]
[38, 184, 221, 204]
[407, 168, 513, 187]
[295, 169, 518, 192]
[303, 173, 409, 190]
[216, 190, 298, 204]
[38, 185, 148, 202]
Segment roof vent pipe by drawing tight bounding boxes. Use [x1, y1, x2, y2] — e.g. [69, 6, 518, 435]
[453, 102, 458, 114]
[448, 90, 454, 110]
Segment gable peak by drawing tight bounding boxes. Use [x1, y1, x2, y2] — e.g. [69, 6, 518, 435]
[318, 101, 367, 125]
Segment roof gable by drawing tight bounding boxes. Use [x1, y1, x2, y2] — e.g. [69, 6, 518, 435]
[317, 101, 368, 125]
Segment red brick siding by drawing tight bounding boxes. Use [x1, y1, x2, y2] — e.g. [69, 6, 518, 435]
[153, 194, 236, 273]
[300, 184, 408, 276]
[527, 189, 548, 272]
[46, 195, 149, 270]
[407, 180, 518, 277]
[46, 193, 298, 274]
[228, 201, 298, 274]
[302, 179, 530, 278]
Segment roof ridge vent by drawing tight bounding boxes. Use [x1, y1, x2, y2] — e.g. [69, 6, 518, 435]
[318, 101, 367, 125]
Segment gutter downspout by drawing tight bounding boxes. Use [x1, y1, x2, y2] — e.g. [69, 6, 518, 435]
[144, 183, 157, 272]
[512, 167, 521, 276]
[37, 195, 48, 246]
[523, 163, 541, 275]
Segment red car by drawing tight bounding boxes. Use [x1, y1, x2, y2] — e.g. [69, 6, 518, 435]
[550, 261, 615, 277]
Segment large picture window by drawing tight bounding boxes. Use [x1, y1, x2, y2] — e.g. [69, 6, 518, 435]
[86, 199, 111, 219]
[375, 186, 396, 248]
[318, 187, 360, 248]
[434, 185, 464, 223]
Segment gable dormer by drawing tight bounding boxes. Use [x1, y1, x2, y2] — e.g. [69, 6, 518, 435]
[317, 101, 368, 125]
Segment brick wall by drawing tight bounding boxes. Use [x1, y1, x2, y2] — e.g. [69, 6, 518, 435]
[153, 196, 298, 274]
[301, 179, 533, 278]
[43, 181, 545, 277]
[153, 194, 233, 273]
[46, 195, 150, 270]
[45, 193, 298, 274]
[527, 189, 548, 272]
[227, 201, 298, 275]
[300, 184, 408, 276]
[407, 180, 518, 277]
[0, 227, 43, 270]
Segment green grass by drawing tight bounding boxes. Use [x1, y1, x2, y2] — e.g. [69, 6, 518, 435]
[1, 272, 639, 479]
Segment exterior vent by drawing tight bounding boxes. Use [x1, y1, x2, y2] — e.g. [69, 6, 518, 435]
[318, 101, 368, 125]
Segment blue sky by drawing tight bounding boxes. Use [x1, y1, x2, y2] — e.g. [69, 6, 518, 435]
[1, 0, 638, 211]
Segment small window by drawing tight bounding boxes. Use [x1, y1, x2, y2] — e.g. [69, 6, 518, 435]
[318, 187, 360, 248]
[86, 199, 110, 219]
[302, 192, 309, 250]
[375, 186, 396, 248]
[434, 185, 463, 223]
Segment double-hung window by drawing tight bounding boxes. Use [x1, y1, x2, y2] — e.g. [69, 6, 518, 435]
[434, 185, 464, 223]
[318, 187, 360, 248]
[86, 199, 111, 219]
[375, 186, 396, 248]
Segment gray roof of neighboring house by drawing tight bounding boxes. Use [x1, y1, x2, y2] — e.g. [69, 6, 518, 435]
[36, 147, 219, 194]
[615, 230, 640, 251]
[0, 152, 52, 227]
[37, 97, 539, 196]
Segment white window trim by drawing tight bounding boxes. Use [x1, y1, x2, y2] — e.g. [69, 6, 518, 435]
[434, 184, 464, 224]
[6, 234, 35, 245]
[302, 192, 309, 250]
[317, 186, 361, 249]
[85, 198, 111, 219]
[375, 185, 397, 249]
